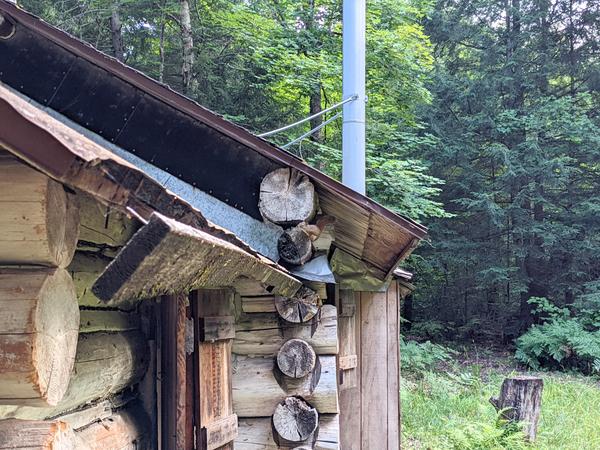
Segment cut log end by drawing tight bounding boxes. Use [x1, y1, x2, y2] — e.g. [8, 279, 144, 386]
[0, 268, 79, 406]
[0, 419, 82, 449]
[272, 397, 318, 445]
[278, 225, 313, 266]
[274, 287, 321, 323]
[277, 339, 317, 379]
[0, 157, 80, 268]
[259, 168, 317, 226]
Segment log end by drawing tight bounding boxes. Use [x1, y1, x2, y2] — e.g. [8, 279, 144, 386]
[277, 339, 317, 379]
[272, 397, 318, 445]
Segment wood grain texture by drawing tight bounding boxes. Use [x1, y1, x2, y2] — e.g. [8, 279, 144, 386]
[0, 268, 79, 407]
[277, 339, 317, 379]
[272, 397, 318, 446]
[193, 290, 236, 450]
[234, 304, 338, 357]
[79, 310, 139, 333]
[236, 415, 339, 449]
[0, 331, 148, 420]
[337, 290, 358, 390]
[232, 355, 338, 417]
[93, 213, 300, 304]
[0, 154, 79, 268]
[274, 286, 321, 324]
[161, 294, 188, 450]
[74, 403, 151, 450]
[0, 419, 82, 449]
[258, 168, 317, 226]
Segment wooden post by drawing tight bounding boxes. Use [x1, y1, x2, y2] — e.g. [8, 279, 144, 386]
[490, 376, 544, 441]
[192, 289, 238, 450]
[338, 283, 401, 450]
[161, 294, 189, 450]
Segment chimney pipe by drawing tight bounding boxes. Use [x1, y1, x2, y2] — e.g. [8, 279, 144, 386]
[342, 0, 366, 195]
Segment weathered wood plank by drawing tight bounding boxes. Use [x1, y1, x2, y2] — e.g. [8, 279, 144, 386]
[199, 316, 236, 342]
[360, 291, 388, 450]
[201, 414, 238, 450]
[387, 283, 400, 450]
[193, 290, 236, 450]
[337, 290, 358, 390]
[234, 304, 338, 357]
[0, 268, 79, 407]
[232, 355, 338, 417]
[93, 213, 300, 304]
[79, 310, 139, 333]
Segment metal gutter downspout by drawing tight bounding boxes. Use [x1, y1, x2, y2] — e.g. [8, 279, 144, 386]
[342, 0, 367, 195]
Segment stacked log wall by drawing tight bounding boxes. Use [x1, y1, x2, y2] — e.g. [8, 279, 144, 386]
[0, 154, 152, 448]
[233, 281, 340, 449]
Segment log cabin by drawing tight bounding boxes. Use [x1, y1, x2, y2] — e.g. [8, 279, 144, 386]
[0, 1, 427, 449]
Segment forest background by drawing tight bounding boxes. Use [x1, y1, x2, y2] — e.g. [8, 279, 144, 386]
[20, 0, 600, 374]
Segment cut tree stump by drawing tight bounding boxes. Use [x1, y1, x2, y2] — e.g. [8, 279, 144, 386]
[277, 339, 317, 379]
[259, 168, 317, 226]
[490, 376, 543, 441]
[272, 397, 319, 447]
[0, 154, 79, 268]
[275, 286, 321, 323]
[0, 268, 79, 406]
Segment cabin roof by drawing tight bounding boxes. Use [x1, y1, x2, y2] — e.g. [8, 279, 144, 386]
[0, 1, 427, 280]
[0, 82, 300, 298]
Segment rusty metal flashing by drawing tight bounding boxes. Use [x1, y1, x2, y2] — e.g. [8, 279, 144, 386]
[0, 82, 296, 288]
[0, 0, 427, 243]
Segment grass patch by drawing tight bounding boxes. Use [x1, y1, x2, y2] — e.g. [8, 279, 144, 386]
[402, 363, 600, 449]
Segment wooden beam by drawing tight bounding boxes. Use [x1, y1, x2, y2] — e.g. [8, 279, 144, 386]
[161, 294, 188, 450]
[93, 213, 300, 305]
[0, 419, 83, 449]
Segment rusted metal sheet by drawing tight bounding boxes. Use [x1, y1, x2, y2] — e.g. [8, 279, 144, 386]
[0, 1, 426, 279]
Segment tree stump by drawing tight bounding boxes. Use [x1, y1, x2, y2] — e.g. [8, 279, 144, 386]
[277, 339, 317, 379]
[274, 287, 321, 323]
[272, 397, 318, 447]
[490, 376, 543, 441]
[259, 168, 317, 226]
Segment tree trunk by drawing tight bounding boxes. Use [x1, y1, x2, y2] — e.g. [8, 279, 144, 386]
[259, 168, 317, 226]
[0, 154, 79, 268]
[110, 2, 124, 62]
[309, 85, 323, 143]
[490, 376, 543, 441]
[0, 268, 79, 407]
[179, 0, 196, 95]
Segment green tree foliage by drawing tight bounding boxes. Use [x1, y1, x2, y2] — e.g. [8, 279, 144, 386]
[19, 0, 447, 220]
[410, 0, 600, 340]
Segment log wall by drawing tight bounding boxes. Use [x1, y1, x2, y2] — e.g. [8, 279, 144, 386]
[0, 155, 153, 449]
[233, 284, 340, 449]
